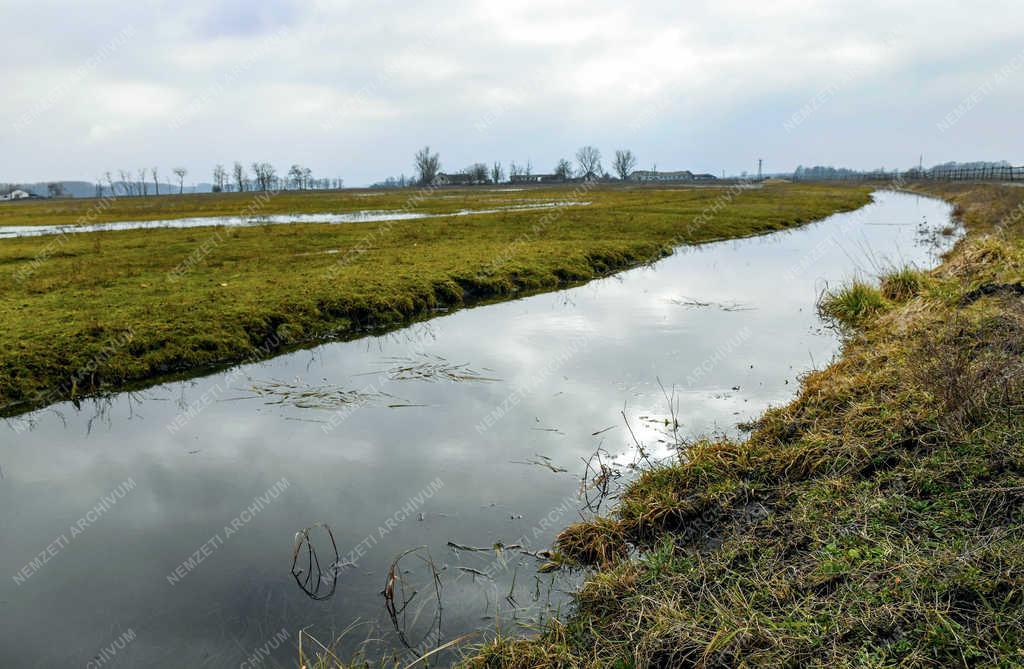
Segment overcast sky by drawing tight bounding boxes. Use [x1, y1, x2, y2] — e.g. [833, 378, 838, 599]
[3, 0, 1023, 186]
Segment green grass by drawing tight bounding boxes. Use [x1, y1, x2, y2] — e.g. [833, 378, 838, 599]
[460, 184, 1024, 668]
[819, 280, 888, 328]
[0, 183, 871, 414]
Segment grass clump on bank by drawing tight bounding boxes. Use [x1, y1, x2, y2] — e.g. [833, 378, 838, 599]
[820, 265, 932, 329]
[0, 183, 871, 415]
[880, 266, 926, 301]
[463, 185, 1024, 668]
[818, 279, 887, 328]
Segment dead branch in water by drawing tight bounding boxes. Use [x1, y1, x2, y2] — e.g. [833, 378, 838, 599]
[579, 447, 622, 513]
[290, 523, 339, 601]
[510, 454, 568, 473]
[384, 546, 443, 655]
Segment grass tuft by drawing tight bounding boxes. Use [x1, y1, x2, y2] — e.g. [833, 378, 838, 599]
[818, 280, 887, 327]
[880, 266, 926, 301]
[555, 517, 628, 567]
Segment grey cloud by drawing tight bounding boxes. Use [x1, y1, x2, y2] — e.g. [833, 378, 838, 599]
[2, 0, 1023, 185]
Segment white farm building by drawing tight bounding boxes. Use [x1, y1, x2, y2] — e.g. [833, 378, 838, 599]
[0, 189, 31, 201]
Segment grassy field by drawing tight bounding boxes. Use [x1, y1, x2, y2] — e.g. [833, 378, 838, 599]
[459, 183, 1024, 668]
[0, 183, 871, 415]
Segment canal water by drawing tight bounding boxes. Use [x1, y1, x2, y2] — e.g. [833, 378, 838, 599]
[0, 191, 957, 667]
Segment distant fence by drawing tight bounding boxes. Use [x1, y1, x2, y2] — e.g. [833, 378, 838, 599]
[794, 166, 1024, 183]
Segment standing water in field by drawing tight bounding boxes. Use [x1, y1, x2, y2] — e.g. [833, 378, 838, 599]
[0, 201, 591, 238]
[0, 192, 958, 666]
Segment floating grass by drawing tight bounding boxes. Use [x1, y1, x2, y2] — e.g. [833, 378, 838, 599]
[373, 353, 500, 383]
[245, 378, 392, 410]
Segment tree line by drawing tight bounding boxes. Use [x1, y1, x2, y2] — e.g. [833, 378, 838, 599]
[91, 164, 344, 197]
[372, 146, 640, 188]
[792, 161, 1017, 181]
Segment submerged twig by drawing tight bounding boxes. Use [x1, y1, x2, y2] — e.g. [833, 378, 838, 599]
[290, 523, 340, 601]
[510, 454, 568, 473]
[669, 296, 755, 311]
[579, 448, 622, 513]
[384, 546, 443, 655]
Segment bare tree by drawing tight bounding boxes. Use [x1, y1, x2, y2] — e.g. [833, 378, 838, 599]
[491, 162, 504, 185]
[414, 146, 441, 185]
[47, 182, 66, 198]
[233, 162, 246, 192]
[554, 158, 573, 181]
[95, 178, 104, 198]
[288, 164, 304, 190]
[251, 162, 276, 191]
[509, 161, 522, 180]
[613, 150, 637, 181]
[138, 168, 148, 196]
[465, 163, 489, 184]
[173, 167, 187, 194]
[287, 164, 312, 190]
[105, 172, 117, 197]
[212, 164, 227, 192]
[118, 169, 134, 196]
[575, 146, 602, 180]
[152, 167, 160, 195]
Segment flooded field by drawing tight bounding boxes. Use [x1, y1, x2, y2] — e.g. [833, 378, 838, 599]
[0, 201, 591, 239]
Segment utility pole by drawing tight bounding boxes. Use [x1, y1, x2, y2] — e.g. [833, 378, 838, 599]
[758, 158, 763, 181]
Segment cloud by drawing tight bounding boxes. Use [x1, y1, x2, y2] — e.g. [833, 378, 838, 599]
[2, 0, 1023, 184]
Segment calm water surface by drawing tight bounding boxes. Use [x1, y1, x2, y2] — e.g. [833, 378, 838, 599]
[0, 191, 956, 667]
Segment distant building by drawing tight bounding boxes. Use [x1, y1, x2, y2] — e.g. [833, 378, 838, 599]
[510, 173, 564, 184]
[628, 170, 720, 183]
[434, 172, 477, 186]
[0, 189, 32, 201]
[629, 170, 694, 183]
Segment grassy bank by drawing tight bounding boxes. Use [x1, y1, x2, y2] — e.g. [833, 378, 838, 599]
[0, 183, 870, 415]
[458, 183, 1024, 667]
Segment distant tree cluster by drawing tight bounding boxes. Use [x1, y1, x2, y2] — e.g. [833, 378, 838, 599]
[95, 168, 160, 197]
[224, 162, 342, 192]
[89, 163, 344, 196]
[397, 145, 636, 187]
[929, 160, 1011, 171]
[793, 165, 864, 180]
[370, 174, 412, 189]
[793, 160, 1015, 181]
